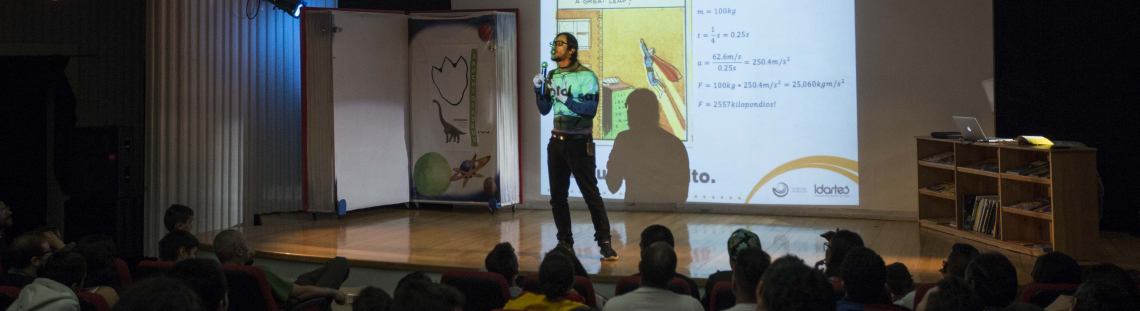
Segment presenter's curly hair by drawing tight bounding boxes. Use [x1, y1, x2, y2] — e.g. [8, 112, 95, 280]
[556, 32, 579, 63]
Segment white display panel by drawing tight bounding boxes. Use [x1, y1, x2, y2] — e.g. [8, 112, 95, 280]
[538, 0, 859, 205]
[331, 11, 411, 210]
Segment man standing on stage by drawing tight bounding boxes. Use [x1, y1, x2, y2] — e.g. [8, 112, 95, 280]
[533, 32, 618, 261]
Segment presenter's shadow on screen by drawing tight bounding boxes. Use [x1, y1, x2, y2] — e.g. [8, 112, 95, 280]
[606, 88, 690, 205]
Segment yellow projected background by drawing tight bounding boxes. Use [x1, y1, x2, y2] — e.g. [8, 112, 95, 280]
[557, 8, 687, 140]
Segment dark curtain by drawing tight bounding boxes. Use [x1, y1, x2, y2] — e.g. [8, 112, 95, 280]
[0, 56, 77, 236]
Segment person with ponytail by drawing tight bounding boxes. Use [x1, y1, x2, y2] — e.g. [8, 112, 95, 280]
[503, 250, 590, 311]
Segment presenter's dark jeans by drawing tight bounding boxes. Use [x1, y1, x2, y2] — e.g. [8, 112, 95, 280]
[548, 136, 611, 245]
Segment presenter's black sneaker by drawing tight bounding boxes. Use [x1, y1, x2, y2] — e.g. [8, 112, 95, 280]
[600, 242, 618, 261]
[557, 240, 575, 253]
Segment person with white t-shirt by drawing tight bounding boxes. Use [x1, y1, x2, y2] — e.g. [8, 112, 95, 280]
[602, 242, 703, 311]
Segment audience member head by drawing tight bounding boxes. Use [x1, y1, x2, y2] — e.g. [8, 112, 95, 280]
[824, 229, 863, 277]
[40, 250, 87, 292]
[1030, 252, 1081, 284]
[395, 271, 432, 296]
[113, 276, 204, 311]
[1072, 279, 1140, 311]
[731, 247, 771, 304]
[759, 255, 836, 311]
[943, 243, 979, 278]
[168, 258, 228, 311]
[639, 241, 678, 289]
[546, 246, 588, 278]
[160, 230, 200, 262]
[727, 228, 762, 268]
[640, 224, 675, 249]
[537, 251, 576, 301]
[9, 233, 51, 273]
[965, 252, 1019, 309]
[1080, 263, 1140, 306]
[1002, 302, 1045, 311]
[165, 204, 195, 232]
[72, 235, 118, 288]
[390, 279, 463, 311]
[485, 242, 519, 286]
[212, 229, 252, 265]
[354, 286, 392, 311]
[31, 226, 64, 241]
[840, 246, 888, 304]
[0, 200, 12, 230]
[917, 275, 983, 311]
[886, 262, 916, 299]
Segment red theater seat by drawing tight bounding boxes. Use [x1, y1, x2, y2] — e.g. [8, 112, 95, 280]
[135, 260, 176, 282]
[708, 281, 735, 311]
[0, 286, 21, 299]
[441, 270, 511, 311]
[521, 274, 596, 308]
[222, 265, 326, 311]
[912, 283, 937, 310]
[114, 258, 133, 288]
[77, 291, 110, 311]
[1018, 283, 1079, 308]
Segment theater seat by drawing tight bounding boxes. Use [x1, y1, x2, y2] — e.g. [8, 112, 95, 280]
[77, 291, 110, 311]
[135, 260, 175, 282]
[708, 281, 735, 311]
[614, 276, 691, 296]
[1018, 283, 1079, 308]
[912, 283, 937, 310]
[0, 286, 20, 299]
[441, 271, 511, 311]
[521, 274, 597, 308]
[222, 265, 326, 311]
[114, 258, 133, 288]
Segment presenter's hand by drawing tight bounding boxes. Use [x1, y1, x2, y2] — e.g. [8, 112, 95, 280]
[533, 73, 544, 89]
[554, 79, 569, 103]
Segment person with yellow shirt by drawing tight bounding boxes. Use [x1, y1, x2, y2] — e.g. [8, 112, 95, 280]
[503, 251, 590, 311]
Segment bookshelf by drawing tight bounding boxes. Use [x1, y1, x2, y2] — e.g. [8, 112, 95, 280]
[915, 137, 1099, 260]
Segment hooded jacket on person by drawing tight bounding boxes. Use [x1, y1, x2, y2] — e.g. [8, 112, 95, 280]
[5, 278, 80, 311]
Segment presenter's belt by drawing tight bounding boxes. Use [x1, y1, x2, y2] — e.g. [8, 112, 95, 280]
[552, 132, 591, 141]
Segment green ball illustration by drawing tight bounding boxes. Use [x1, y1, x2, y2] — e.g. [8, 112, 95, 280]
[414, 152, 451, 196]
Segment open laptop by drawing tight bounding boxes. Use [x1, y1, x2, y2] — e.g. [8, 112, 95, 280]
[952, 116, 1013, 142]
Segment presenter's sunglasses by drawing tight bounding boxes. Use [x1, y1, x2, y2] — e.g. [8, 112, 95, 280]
[549, 41, 568, 47]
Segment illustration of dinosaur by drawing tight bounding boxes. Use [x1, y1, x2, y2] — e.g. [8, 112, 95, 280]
[435, 100, 466, 143]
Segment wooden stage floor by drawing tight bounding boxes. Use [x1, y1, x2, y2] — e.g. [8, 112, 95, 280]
[195, 208, 1140, 285]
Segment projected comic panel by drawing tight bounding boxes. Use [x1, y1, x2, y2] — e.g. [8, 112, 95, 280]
[539, 0, 858, 206]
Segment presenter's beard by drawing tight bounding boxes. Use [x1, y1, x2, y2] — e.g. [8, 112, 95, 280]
[550, 50, 566, 62]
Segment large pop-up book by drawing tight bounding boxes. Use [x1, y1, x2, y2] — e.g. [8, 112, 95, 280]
[301, 8, 520, 214]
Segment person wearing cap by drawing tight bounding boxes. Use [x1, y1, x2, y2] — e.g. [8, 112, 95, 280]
[702, 229, 763, 309]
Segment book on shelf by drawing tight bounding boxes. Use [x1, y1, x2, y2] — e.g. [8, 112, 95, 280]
[1006, 160, 1048, 175]
[970, 196, 1000, 235]
[930, 218, 954, 226]
[961, 194, 979, 229]
[922, 182, 956, 195]
[921, 152, 955, 165]
[965, 160, 999, 172]
[1009, 196, 1052, 212]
